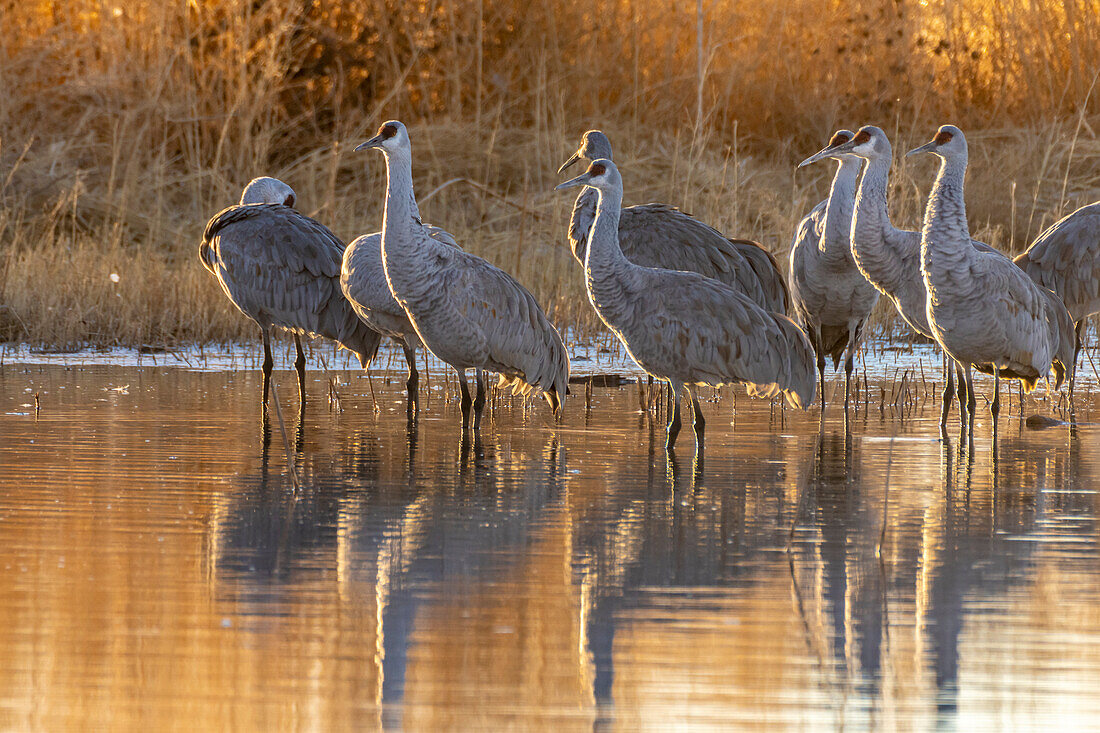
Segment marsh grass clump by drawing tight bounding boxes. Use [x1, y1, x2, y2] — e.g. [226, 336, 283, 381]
[0, 0, 1098, 348]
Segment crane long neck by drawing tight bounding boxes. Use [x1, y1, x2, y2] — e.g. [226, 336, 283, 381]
[820, 158, 860, 261]
[920, 154, 974, 296]
[379, 149, 426, 292]
[380, 150, 421, 233]
[853, 156, 892, 238]
[584, 186, 638, 322]
[850, 155, 901, 284]
[921, 155, 970, 257]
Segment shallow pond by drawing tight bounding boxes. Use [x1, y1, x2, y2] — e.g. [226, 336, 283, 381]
[1, 350, 1099, 729]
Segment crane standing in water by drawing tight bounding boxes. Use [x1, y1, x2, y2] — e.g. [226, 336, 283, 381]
[556, 158, 815, 450]
[1014, 201, 1100, 397]
[356, 121, 569, 428]
[342, 223, 460, 407]
[790, 131, 880, 412]
[908, 125, 1074, 425]
[558, 130, 788, 314]
[200, 177, 382, 411]
[801, 126, 1001, 427]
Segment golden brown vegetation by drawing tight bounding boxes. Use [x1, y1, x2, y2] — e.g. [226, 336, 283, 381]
[1, 0, 1098, 347]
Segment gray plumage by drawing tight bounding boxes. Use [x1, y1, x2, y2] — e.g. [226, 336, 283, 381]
[909, 125, 1073, 421]
[341, 224, 460, 396]
[199, 177, 296, 274]
[1014, 200, 1100, 392]
[557, 157, 815, 448]
[356, 121, 569, 418]
[559, 130, 789, 314]
[812, 126, 997, 337]
[241, 176, 296, 207]
[200, 181, 382, 391]
[808, 125, 1002, 425]
[789, 130, 880, 409]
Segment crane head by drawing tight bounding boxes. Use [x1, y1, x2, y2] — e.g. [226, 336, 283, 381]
[240, 177, 297, 207]
[906, 125, 966, 159]
[555, 158, 622, 194]
[558, 130, 613, 174]
[797, 130, 856, 169]
[814, 126, 889, 161]
[355, 120, 410, 154]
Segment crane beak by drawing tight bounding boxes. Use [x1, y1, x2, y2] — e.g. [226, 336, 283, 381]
[555, 171, 592, 191]
[797, 145, 841, 169]
[905, 140, 938, 158]
[354, 134, 385, 152]
[557, 150, 583, 175]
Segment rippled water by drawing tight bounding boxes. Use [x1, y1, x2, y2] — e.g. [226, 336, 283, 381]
[1, 357, 1099, 730]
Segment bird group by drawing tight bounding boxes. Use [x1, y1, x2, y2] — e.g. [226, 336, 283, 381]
[200, 120, 1099, 450]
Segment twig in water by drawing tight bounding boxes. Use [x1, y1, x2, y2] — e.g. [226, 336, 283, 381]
[269, 383, 301, 492]
[1084, 341, 1100, 389]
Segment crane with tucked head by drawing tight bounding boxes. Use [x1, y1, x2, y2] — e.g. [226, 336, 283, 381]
[200, 177, 382, 413]
[557, 157, 815, 450]
[790, 130, 880, 412]
[1014, 201, 1100, 397]
[356, 121, 569, 428]
[907, 125, 1074, 426]
[558, 130, 789, 314]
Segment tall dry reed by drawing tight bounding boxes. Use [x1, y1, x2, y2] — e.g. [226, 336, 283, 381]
[1, 0, 1098, 347]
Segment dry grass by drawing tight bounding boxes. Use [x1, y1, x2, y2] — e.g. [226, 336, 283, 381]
[1, 0, 1099, 348]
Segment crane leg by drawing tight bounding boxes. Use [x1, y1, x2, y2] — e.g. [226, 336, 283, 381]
[1070, 320, 1083, 398]
[842, 322, 861, 412]
[666, 381, 683, 449]
[964, 364, 976, 422]
[294, 334, 307, 407]
[472, 368, 486, 430]
[955, 363, 967, 423]
[458, 370, 473, 427]
[843, 353, 854, 412]
[687, 385, 705, 445]
[991, 369, 1001, 420]
[940, 353, 954, 429]
[403, 341, 419, 405]
[817, 349, 826, 413]
[261, 328, 274, 408]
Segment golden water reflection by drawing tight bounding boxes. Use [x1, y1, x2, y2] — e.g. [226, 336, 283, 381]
[1, 365, 1099, 729]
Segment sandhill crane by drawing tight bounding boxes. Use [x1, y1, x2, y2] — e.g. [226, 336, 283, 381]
[355, 120, 569, 426]
[558, 130, 788, 313]
[341, 224, 460, 405]
[556, 158, 815, 449]
[803, 125, 1000, 426]
[907, 125, 1074, 424]
[1014, 201, 1100, 395]
[790, 130, 880, 411]
[200, 178, 382, 410]
[239, 176, 297, 208]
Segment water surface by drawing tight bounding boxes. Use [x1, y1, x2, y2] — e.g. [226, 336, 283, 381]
[1, 359, 1099, 730]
